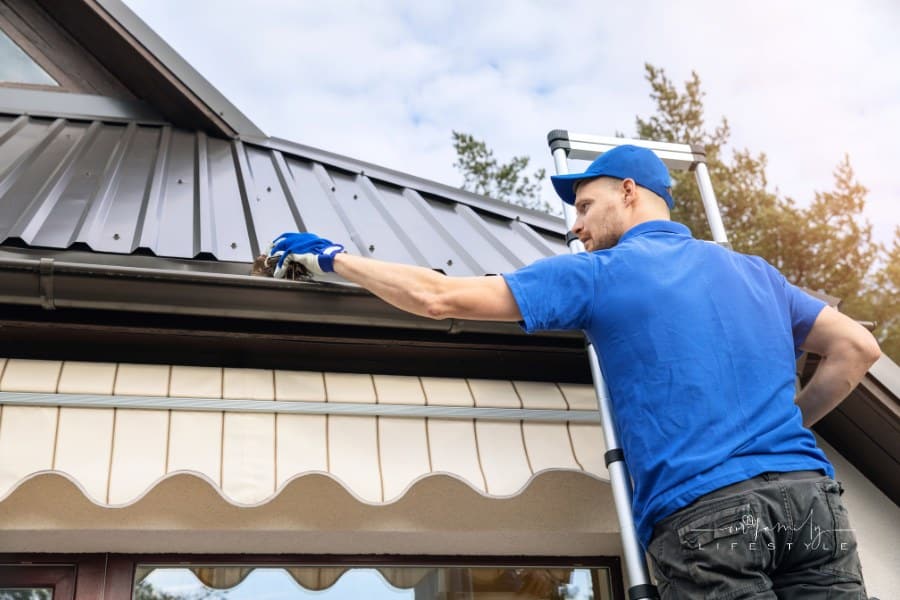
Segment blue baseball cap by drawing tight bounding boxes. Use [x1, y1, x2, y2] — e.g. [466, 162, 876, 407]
[550, 144, 674, 208]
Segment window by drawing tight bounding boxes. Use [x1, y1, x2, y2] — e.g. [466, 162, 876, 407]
[135, 565, 617, 600]
[0, 565, 76, 600]
[0, 28, 58, 87]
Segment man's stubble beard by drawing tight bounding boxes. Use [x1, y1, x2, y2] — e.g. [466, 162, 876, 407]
[592, 208, 626, 251]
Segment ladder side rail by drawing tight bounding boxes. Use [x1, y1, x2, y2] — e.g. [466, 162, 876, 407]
[693, 163, 729, 245]
[551, 146, 658, 600]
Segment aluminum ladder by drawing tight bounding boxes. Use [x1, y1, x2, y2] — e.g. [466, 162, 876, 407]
[546, 130, 729, 600]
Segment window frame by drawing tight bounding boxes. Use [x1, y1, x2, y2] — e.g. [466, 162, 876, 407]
[0, 553, 625, 600]
[0, 13, 68, 91]
[0, 563, 77, 600]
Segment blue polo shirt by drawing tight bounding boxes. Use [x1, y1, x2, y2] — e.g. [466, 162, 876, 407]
[502, 220, 832, 547]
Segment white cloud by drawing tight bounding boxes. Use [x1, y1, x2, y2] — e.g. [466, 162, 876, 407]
[124, 0, 900, 244]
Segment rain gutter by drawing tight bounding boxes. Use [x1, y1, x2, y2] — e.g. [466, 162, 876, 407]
[0, 255, 574, 339]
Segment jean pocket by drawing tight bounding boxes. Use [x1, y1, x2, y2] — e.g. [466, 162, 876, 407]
[676, 499, 757, 550]
[671, 496, 770, 597]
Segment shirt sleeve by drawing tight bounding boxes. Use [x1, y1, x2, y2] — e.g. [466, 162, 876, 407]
[781, 275, 827, 355]
[501, 253, 596, 334]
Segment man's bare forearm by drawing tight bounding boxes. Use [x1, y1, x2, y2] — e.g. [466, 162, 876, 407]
[795, 351, 875, 427]
[332, 253, 447, 318]
[332, 253, 523, 322]
[797, 308, 881, 427]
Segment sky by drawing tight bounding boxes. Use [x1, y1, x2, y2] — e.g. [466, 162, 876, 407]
[122, 0, 899, 247]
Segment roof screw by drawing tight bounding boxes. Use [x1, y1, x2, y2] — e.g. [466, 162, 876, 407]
[331, 186, 336, 192]
[266, 186, 272, 192]
[230, 242, 237, 249]
[113, 233, 120, 240]
[177, 178, 183, 184]
[368, 244, 375, 252]
[446, 259, 453, 266]
[360, 170, 365, 176]
[353, 194, 358, 200]
[85, 171, 91, 176]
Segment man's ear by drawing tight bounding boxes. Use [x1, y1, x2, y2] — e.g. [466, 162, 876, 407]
[622, 178, 637, 206]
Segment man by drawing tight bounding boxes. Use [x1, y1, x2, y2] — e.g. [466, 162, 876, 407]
[268, 145, 880, 598]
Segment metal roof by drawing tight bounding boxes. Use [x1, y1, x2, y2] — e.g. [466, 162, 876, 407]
[0, 113, 566, 275]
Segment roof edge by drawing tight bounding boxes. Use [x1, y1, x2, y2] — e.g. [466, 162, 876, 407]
[83, 0, 265, 135]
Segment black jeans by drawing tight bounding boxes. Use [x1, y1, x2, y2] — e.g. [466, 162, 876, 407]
[647, 471, 867, 599]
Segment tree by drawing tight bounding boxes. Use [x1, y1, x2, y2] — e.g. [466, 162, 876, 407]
[780, 156, 878, 301]
[634, 63, 894, 361]
[861, 228, 900, 360]
[452, 131, 553, 213]
[873, 232, 900, 362]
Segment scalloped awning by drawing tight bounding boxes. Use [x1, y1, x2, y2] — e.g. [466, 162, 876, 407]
[0, 357, 619, 555]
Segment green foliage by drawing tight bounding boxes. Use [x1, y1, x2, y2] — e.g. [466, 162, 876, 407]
[635, 63, 896, 361]
[452, 131, 553, 213]
[861, 228, 900, 360]
[134, 581, 223, 600]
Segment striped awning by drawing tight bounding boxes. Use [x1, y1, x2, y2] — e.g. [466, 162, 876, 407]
[0, 357, 618, 555]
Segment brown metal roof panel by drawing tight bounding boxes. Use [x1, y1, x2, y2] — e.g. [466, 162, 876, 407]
[150, 128, 200, 257]
[235, 142, 305, 258]
[28, 122, 131, 249]
[419, 196, 519, 275]
[82, 125, 162, 254]
[280, 157, 357, 254]
[326, 168, 420, 263]
[353, 180, 435, 268]
[0, 119, 87, 243]
[473, 211, 564, 265]
[205, 136, 254, 262]
[406, 191, 487, 276]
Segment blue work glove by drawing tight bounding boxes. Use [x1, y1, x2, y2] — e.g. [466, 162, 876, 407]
[267, 232, 345, 278]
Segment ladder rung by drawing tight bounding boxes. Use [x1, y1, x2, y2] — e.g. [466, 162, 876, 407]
[548, 130, 706, 172]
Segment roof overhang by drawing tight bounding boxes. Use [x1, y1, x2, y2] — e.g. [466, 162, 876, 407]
[34, 0, 265, 137]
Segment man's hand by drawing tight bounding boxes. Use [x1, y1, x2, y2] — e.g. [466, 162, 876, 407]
[796, 306, 881, 426]
[268, 232, 345, 278]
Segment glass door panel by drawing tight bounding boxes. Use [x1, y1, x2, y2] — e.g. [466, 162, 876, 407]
[135, 565, 615, 600]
